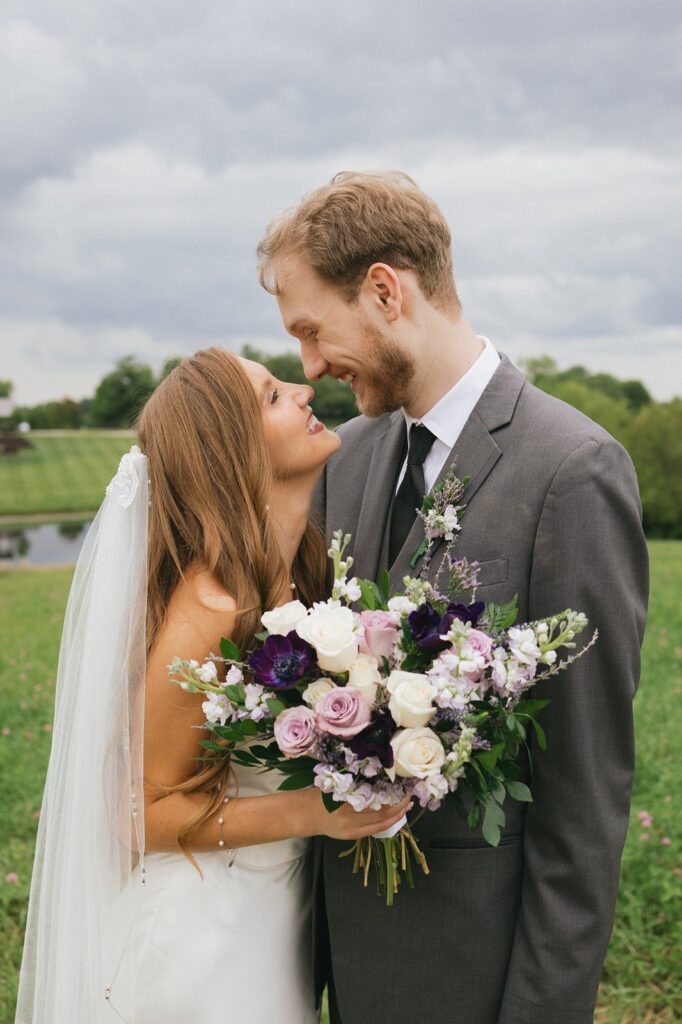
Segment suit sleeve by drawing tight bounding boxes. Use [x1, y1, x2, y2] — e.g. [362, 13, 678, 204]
[497, 438, 649, 1024]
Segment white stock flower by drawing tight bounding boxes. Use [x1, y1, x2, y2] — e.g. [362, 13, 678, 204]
[348, 654, 381, 707]
[202, 693, 232, 726]
[387, 670, 436, 728]
[296, 604, 359, 673]
[302, 677, 336, 707]
[226, 665, 244, 685]
[197, 661, 218, 683]
[386, 595, 418, 624]
[508, 627, 541, 666]
[261, 600, 309, 636]
[390, 727, 446, 779]
[336, 576, 362, 602]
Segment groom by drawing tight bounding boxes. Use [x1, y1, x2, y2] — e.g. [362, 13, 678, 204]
[257, 171, 648, 1024]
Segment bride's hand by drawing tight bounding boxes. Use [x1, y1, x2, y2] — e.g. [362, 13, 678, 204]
[302, 789, 413, 841]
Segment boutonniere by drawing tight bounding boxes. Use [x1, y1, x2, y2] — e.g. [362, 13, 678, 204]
[410, 465, 470, 571]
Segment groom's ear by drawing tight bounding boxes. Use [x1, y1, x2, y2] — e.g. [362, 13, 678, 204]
[363, 263, 403, 323]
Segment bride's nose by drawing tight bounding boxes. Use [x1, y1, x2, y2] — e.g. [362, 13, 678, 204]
[295, 384, 315, 406]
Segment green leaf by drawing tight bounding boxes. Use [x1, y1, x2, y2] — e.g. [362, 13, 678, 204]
[359, 579, 382, 610]
[506, 781, 533, 802]
[267, 697, 286, 716]
[254, 631, 268, 642]
[220, 636, 242, 662]
[467, 802, 482, 830]
[277, 771, 314, 791]
[239, 718, 258, 737]
[378, 568, 391, 603]
[482, 798, 505, 847]
[482, 596, 519, 633]
[491, 779, 506, 805]
[410, 537, 429, 569]
[515, 698, 550, 715]
[530, 718, 547, 750]
[476, 741, 505, 772]
[322, 791, 342, 814]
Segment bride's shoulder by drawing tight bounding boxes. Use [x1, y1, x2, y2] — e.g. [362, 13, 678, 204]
[153, 564, 238, 662]
[185, 564, 238, 614]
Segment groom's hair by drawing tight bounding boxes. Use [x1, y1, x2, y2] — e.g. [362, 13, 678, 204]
[257, 170, 460, 313]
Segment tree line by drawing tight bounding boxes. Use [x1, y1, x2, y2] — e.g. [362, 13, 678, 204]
[7, 351, 681, 537]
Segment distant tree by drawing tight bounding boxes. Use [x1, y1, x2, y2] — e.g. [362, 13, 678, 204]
[11, 398, 83, 429]
[91, 356, 156, 428]
[628, 400, 682, 538]
[532, 375, 632, 448]
[0, 380, 13, 398]
[525, 358, 652, 415]
[159, 357, 183, 382]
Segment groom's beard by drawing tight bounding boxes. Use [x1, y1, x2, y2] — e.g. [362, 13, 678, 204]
[355, 321, 416, 418]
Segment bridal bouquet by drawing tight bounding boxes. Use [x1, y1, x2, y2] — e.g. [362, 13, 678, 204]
[169, 468, 597, 904]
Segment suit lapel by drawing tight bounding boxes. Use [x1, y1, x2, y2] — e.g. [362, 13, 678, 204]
[388, 355, 525, 587]
[351, 411, 406, 581]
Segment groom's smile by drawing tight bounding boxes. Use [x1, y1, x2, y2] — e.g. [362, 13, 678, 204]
[273, 254, 417, 417]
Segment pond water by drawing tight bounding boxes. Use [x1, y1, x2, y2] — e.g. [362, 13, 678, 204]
[0, 521, 92, 566]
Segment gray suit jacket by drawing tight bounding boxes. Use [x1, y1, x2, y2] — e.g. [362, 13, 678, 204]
[313, 355, 648, 1024]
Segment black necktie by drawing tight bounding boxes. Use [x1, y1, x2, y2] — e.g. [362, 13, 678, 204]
[389, 423, 437, 566]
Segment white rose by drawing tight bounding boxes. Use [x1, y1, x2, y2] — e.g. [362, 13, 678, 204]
[390, 727, 446, 779]
[386, 670, 435, 728]
[302, 677, 336, 707]
[348, 654, 381, 707]
[261, 600, 309, 636]
[296, 604, 359, 673]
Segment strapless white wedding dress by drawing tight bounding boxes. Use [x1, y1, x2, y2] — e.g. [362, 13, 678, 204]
[128, 761, 317, 1024]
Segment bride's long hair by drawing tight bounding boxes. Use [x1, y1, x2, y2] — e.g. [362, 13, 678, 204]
[137, 347, 329, 859]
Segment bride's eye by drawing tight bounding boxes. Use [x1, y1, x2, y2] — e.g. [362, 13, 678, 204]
[269, 388, 279, 405]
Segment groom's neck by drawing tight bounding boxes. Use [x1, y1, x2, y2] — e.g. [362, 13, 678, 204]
[403, 314, 483, 420]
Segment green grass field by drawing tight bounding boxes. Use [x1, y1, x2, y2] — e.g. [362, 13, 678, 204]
[0, 433, 135, 518]
[1, 546, 680, 1023]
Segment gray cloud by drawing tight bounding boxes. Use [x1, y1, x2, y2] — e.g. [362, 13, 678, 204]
[1, 0, 680, 404]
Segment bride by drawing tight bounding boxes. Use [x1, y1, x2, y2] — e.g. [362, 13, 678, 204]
[15, 348, 409, 1024]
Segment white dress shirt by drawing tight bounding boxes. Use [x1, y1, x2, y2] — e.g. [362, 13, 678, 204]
[396, 336, 500, 494]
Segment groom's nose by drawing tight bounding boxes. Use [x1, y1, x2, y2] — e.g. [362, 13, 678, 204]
[299, 341, 329, 382]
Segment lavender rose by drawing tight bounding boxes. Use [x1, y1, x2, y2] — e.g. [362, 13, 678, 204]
[274, 706, 317, 758]
[358, 610, 399, 661]
[316, 686, 372, 739]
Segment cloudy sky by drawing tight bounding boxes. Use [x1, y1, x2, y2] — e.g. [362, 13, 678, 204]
[2, 0, 680, 405]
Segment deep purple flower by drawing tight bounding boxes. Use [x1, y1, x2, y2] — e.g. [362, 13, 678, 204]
[248, 631, 317, 689]
[347, 708, 396, 769]
[447, 601, 485, 628]
[408, 603, 451, 653]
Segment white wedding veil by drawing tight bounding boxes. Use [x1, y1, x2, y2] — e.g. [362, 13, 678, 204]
[16, 446, 149, 1024]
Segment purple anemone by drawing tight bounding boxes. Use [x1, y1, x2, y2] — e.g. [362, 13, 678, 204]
[347, 708, 396, 769]
[247, 631, 317, 689]
[408, 603, 451, 653]
[447, 600, 485, 628]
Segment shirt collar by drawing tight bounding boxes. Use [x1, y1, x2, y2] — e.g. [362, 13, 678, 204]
[403, 336, 500, 448]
